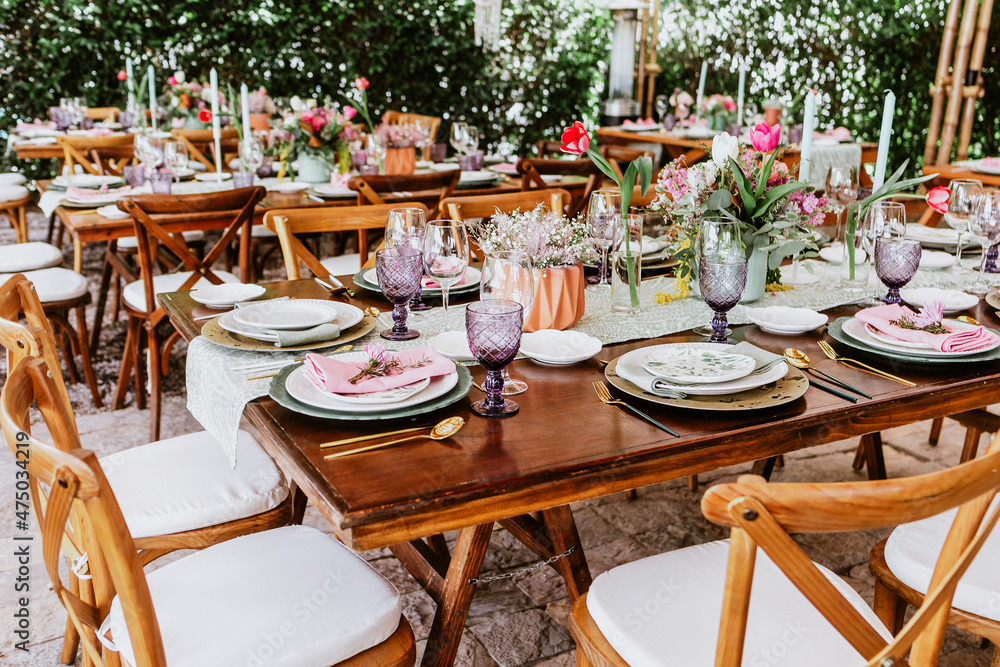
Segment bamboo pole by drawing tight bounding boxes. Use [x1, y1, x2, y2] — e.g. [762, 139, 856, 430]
[936, 0, 981, 165]
[644, 0, 662, 119]
[924, 0, 963, 165]
[956, 0, 994, 161]
[636, 6, 649, 115]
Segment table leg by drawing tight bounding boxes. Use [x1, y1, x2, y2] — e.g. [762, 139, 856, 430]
[73, 236, 84, 273]
[861, 433, 887, 480]
[540, 505, 592, 600]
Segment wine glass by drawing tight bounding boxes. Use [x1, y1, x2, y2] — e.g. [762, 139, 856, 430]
[239, 135, 264, 176]
[423, 220, 470, 331]
[385, 207, 431, 312]
[480, 252, 534, 395]
[696, 215, 746, 343]
[375, 247, 423, 341]
[466, 125, 480, 156]
[655, 95, 669, 123]
[587, 189, 623, 291]
[944, 179, 984, 287]
[467, 300, 523, 418]
[874, 238, 922, 305]
[859, 201, 905, 305]
[367, 132, 388, 173]
[450, 122, 469, 156]
[826, 164, 859, 244]
[163, 140, 188, 184]
[967, 191, 1000, 295]
[134, 131, 165, 175]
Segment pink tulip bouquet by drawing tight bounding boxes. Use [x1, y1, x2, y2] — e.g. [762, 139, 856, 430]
[650, 122, 830, 287]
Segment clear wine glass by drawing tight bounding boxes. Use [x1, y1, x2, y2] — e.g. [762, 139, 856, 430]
[859, 201, 905, 305]
[423, 219, 470, 331]
[466, 125, 480, 156]
[163, 140, 188, 184]
[385, 207, 431, 311]
[944, 179, 984, 288]
[467, 300, 523, 418]
[967, 190, 1000, 295]
[134, 131, 165, 176]
[239, 135, 264, 175]
[826, 164, 859, 244]
[375, 247, 423, 341]
[587, 189, 623, 292]
[874, 238, 922, 305]
[480, 252, 534, 395]
[450, 122, 469, 157]
[694, 215, 744, 337]
[655, 95, 669, 123]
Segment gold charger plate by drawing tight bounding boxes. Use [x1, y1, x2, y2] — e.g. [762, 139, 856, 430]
[986, 289, 1000, 311]
[605, 357, 809, 411]
[201, 314, 376, 352]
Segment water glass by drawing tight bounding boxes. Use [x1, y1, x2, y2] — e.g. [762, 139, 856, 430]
[874, 238, 922, 304]
[587, 189, 623, 291]
[150, 170, 172, 194]
[699, 259, 748, 343]
[467, 300, 524, 418]
[480, 252, 534, 395]
[423, 220, 470, 331]
[826, 165, 859, 243]
[450, 122, 470, 156]
[859, 201, 905, 304]
[375, 247, 424, 341]
[385, 207, 430, 311]
[944, 179, 984, 284]
[239, 135, 265, 174]
[123, 165, 145, 188]
[968, 191, 1000, 294]
[164, 140, 188, 183]
[611, 214, 643, 314]
[232, 171, 255, 189]
[458, 155, 477, 171]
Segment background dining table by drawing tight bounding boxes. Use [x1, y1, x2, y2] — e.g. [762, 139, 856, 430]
[159, 276, 1000, 667]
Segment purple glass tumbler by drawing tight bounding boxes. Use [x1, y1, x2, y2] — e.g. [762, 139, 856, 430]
[874, 238, 922, 305]
[150, 170, 172, 194]
[375, 247, 423, 341]
[699, 258, 748, 343]
[466, 300, 523, 418]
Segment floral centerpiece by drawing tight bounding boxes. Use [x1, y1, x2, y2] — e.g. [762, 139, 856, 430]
[273, 103, 352, 181]
[669, 88, 695, 121]
[161, 72, 221, 129]
[375, 122, 430, 174]
[700, 94, 738, 131]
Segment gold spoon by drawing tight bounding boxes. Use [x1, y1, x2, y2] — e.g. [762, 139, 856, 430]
[958, 315, 981, 326]
[323, 416, 465, 460]
[364, 307, 381, 319]
[783, 348, 872, 399]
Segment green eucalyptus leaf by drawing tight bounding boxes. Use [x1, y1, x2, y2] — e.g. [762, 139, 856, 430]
[708, 189, 733, 210]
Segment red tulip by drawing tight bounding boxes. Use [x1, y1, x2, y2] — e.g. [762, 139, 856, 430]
[559, 121, 590, 155]
[198, 109, 212, 123]
[926, 186, 950, 214]
[354, 77, 369, 91]
[117, 70, 128, 81]
[750, 122, 781, 153]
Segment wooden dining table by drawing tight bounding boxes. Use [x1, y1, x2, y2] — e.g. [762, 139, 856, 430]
[158, 276, 1000, 667]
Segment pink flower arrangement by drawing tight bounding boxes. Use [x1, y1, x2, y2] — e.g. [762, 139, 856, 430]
[375, 122, 430, 149]
[750, 122, 781, 153]
[343, 105, 357, 121]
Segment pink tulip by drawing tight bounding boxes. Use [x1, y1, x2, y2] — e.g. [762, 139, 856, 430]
[750, 122, 781, 152]
[168, 76, 178, 86]
[559, 121, 590, 155]
[343, 105, 357, 121]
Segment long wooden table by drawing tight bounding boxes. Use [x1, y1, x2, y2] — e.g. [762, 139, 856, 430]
[159, 278, 1000, 666]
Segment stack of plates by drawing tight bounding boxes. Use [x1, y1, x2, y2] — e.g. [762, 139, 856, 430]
[190, 283, 266, 309]
[353, 266, 483, 295]
[519, 330, 602, 365]
[96, 204, 130, 219]
[745, 306, 828, 335]
[51, 174, 125, 190]
[970, 159, 1000, 176]
[457, 170, 502, 189]
[194, 172, 232, 182]
[829, 315, 1000, 364]
[310, 183, 355, 198]
[217, 299, 362, 344]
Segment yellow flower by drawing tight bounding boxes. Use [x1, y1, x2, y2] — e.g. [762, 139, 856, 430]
[765, 283, 795, 292]
[653, 276, 691, 304]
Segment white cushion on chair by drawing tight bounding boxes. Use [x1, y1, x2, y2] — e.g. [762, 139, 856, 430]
[885, 496, 1000, 622]
[0, 268, 88, 303]
[103, 525, 402, 667]
[0, 242, 62, 272]
[116, 230, 206, 249]
[320, 253, 361, 276]
[251, 225, 278, 238]
[0, 173, 27, 186]
[99, 429, 288, 539]
[586, 540, 891, 667]
[123, 270, 238, 311]
[0, 184, 29, 202]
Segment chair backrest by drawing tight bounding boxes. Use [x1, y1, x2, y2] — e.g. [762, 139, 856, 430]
[348, 170, 460, 219]
[170, 128, 240, 171]
[601, 145, 655, 181]
[535, 140, 566, 159]
[0, 356, 167, 666]
[517, 158, 601, 216]
[86, 107, 120, 122]
[117, 187, 266, 322]
[383, 111, 442, 160]
[57, 134, 135, 176]
[263, 203, 428, 278]
[701, 432, 1000, 667]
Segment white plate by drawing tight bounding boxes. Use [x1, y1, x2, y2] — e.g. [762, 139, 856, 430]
[169, 167, 196, 179]
[311, 184, 355, 198]
[234, 300, 337, 330]
[778, 264, 820, 285]
[919, 249, 954, 270]
[898, 287, 979, 315]
[519, 330, 602, 364]
[970, 160, 1000, 176]
[641, 347, 756, 384]
[428, 331, 476, 361]
[96, 204, 130, 219]
[194, 172, 233, 182]
[285, 358, 458, 413]
[363, 266, 482, 293]
[190, 283, 267, 308]
[619, 344, 789, 396]
[905, 223, 973, 248]
[55, 174, 125, 189]
[842, 317, 1000, 358]
[744, 306, 828, 335]
[458, 170, 500, 185]
[220, 300, 363, 340]
[682, 126, 717, 139]
[271, 181, 309, 193]
[863, 324, 934, 350]
[818, 245, 867, 264]
[330, 377, 431, 404]
[619, 123, 659, 132]
[67, 195, 120, 206]
[428, 163, 461, 172]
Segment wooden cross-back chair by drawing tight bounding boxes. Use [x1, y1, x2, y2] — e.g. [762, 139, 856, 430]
[169, 128, 239, 172]
[572, 433, 1000, 667]
[112, 187, 265, 440]
[517, 158, 601, 217]
[56, 134, 135, 177]
[536, 140, 655, 182]
[383, 110, 442, 160]
[349, 170, 459, 220]
[85, 107, 120, 122]
[0, 356, 414, 667]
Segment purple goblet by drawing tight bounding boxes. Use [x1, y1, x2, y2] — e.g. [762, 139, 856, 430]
[395, 230, 432, 312]
[375, 247, 423, 340]
[123, 164, 145, 188]
[467, 300, 523, 418]
[54, 109, 72, 132]
[699, 258, 748, 343]
[874, 238, 922, 305]
[150, 170, 172, 194]
[119, 111, 134, 131]
[986, 243, 998, 273]
[232, 171, 255, 189]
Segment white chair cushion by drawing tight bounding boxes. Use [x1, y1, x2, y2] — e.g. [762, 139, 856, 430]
[98, 429, 288, 539]
[116, 230, 206, 249]
[251, 225, 278, 238]
[0, 268, 88, 303]
[885, 496, 1000, 621]
[320, 253, 361, 276]
[0, 242, 62, 272]
[102, 525, 402, 667]
[0, 173, 28, 186]
[587, 539, 892, 667]
[0, 184, 29, 202]
[123, 270, 238, 311]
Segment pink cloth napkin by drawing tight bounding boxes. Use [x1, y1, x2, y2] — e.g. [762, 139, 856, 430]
[983, 157, 1000, 167]
[16, 121, 55, 130]
[304, 346, 456, 394]
[491, 162, 519, 175]
[422, 275, 466, 289]
[855, 304, 996, 352]
[623, 118, 657, 128]
[65, 185, 132, 201]
[329, 173, 350, 189]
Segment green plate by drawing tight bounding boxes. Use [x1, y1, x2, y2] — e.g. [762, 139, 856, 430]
[268, 362, 472, 420]
[828, 317, 1000, 365]
[351, 269, 481, 296]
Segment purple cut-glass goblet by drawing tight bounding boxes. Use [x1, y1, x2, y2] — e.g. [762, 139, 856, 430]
[699, 258, 748, 343]
[375, 247, 423, 341]
[874, 238, 922, 305]
[467, 300, 523, 418]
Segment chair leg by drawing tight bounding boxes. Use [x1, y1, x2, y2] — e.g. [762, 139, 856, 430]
[91, 249, 116, 350]
[74, 306, 104, 409]
[146, 325, 162, 442]
[991, 643, 1000, 667]
[961, 427, 983, 464]
[50, 314, 81, 384]
[112, 316, 139, 410]
[873, 580, 908, 635]
[60, 571, 81, 664]
[852, 440, 866, 472]
[928, 417, 944, 446]
[687, 475, 699, 491]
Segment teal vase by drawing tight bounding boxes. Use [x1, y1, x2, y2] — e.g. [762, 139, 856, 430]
[297, 153, 334, 183]
[740, 235, 768, 303]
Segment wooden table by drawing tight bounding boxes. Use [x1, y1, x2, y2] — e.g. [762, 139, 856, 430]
[159, 278, 1000, 666]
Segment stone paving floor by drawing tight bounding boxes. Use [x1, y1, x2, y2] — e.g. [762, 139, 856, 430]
[0, 206, 996, 665]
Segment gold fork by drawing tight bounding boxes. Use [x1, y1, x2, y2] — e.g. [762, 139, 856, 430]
[593, 381, 679, 437]
[816, 340, 915, 387]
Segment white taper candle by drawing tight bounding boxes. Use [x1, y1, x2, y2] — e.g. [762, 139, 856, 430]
[736, 63, 747, 130]
[241, 83, 251, 142]
[125, 60, 134, 110]
[871, 90, 896, 191]
[696, 61, 708, 115]
[799, 90, 817, 183]
[210, 68, 222, 181]
[147, 65, 157, 132]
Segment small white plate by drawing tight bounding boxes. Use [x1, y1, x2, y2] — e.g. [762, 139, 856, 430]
[96, 204, 130, 219]
[905, 223, 972, 248]
[56, 174, 125, 189]
[819, 246, 867, 264]
[219, 300, 362, 341]
[970, 159, 1000, 176]
[67, 195, 120, 206]
[169, 167, 196, 180]
[194, 172, 233, 182]
[272, 181, 309, 193]
[190, 283, 266, 308]
[428, 163, 461, 172]
[842, 317, 1000, 357]
[330, 377, 432, 404]
[458, 170, 500, 185]
[311, 184, 355, 198]
[428, 331, 476, 361]
[519, 330, 602, 364]
[919, 250, 954, 270]
[744, 306, 828, 335]
[898, 287, 979, 314]
[234, 300, 337, 330]
[641, 347, 756, 384]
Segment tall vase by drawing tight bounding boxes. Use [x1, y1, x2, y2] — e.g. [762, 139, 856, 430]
[384, 147, 417, 175]
[740, 235, 768, 303]
[297, 153, 333, 183]
[611, 214, 644, 314]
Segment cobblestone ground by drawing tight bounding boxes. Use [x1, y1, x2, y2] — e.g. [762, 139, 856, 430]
[0, 206, 996, 665]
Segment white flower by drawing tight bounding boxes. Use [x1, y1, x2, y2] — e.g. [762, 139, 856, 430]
[701, 161, 719, 185]
[289, 96, 304, 112]
[173, 71, 185, 84]
[169, 96, 179, 108]
[303, 98, 317, 110]
[200, 88, 214, 103]
[711, 132, 739, 170]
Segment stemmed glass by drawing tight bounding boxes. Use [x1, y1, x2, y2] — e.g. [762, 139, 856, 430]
[587, 189, 623, 291]
[423, 220, 470, 331]
[874, 238, 922, 305]
[450, 122, 470, 156]
[467, 300, 524, 418]
[859, 201, 906, 305]
[944, 179, 984, 287]
[466, 125, 480, 164]
[480, 252, 534, 395]
[655, 95, 669, 122]
[239, 135, 264, 177]
[696, 216, 746, 343]
[163, 140, 188, 184]
[375, 247, 423, 341]
[367, 132, 388, 173]
[827, 164, 859, 244]
[967, 191, 1000, 295]
[134, 131, 165, 176]
[385, 207, 431, 311]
